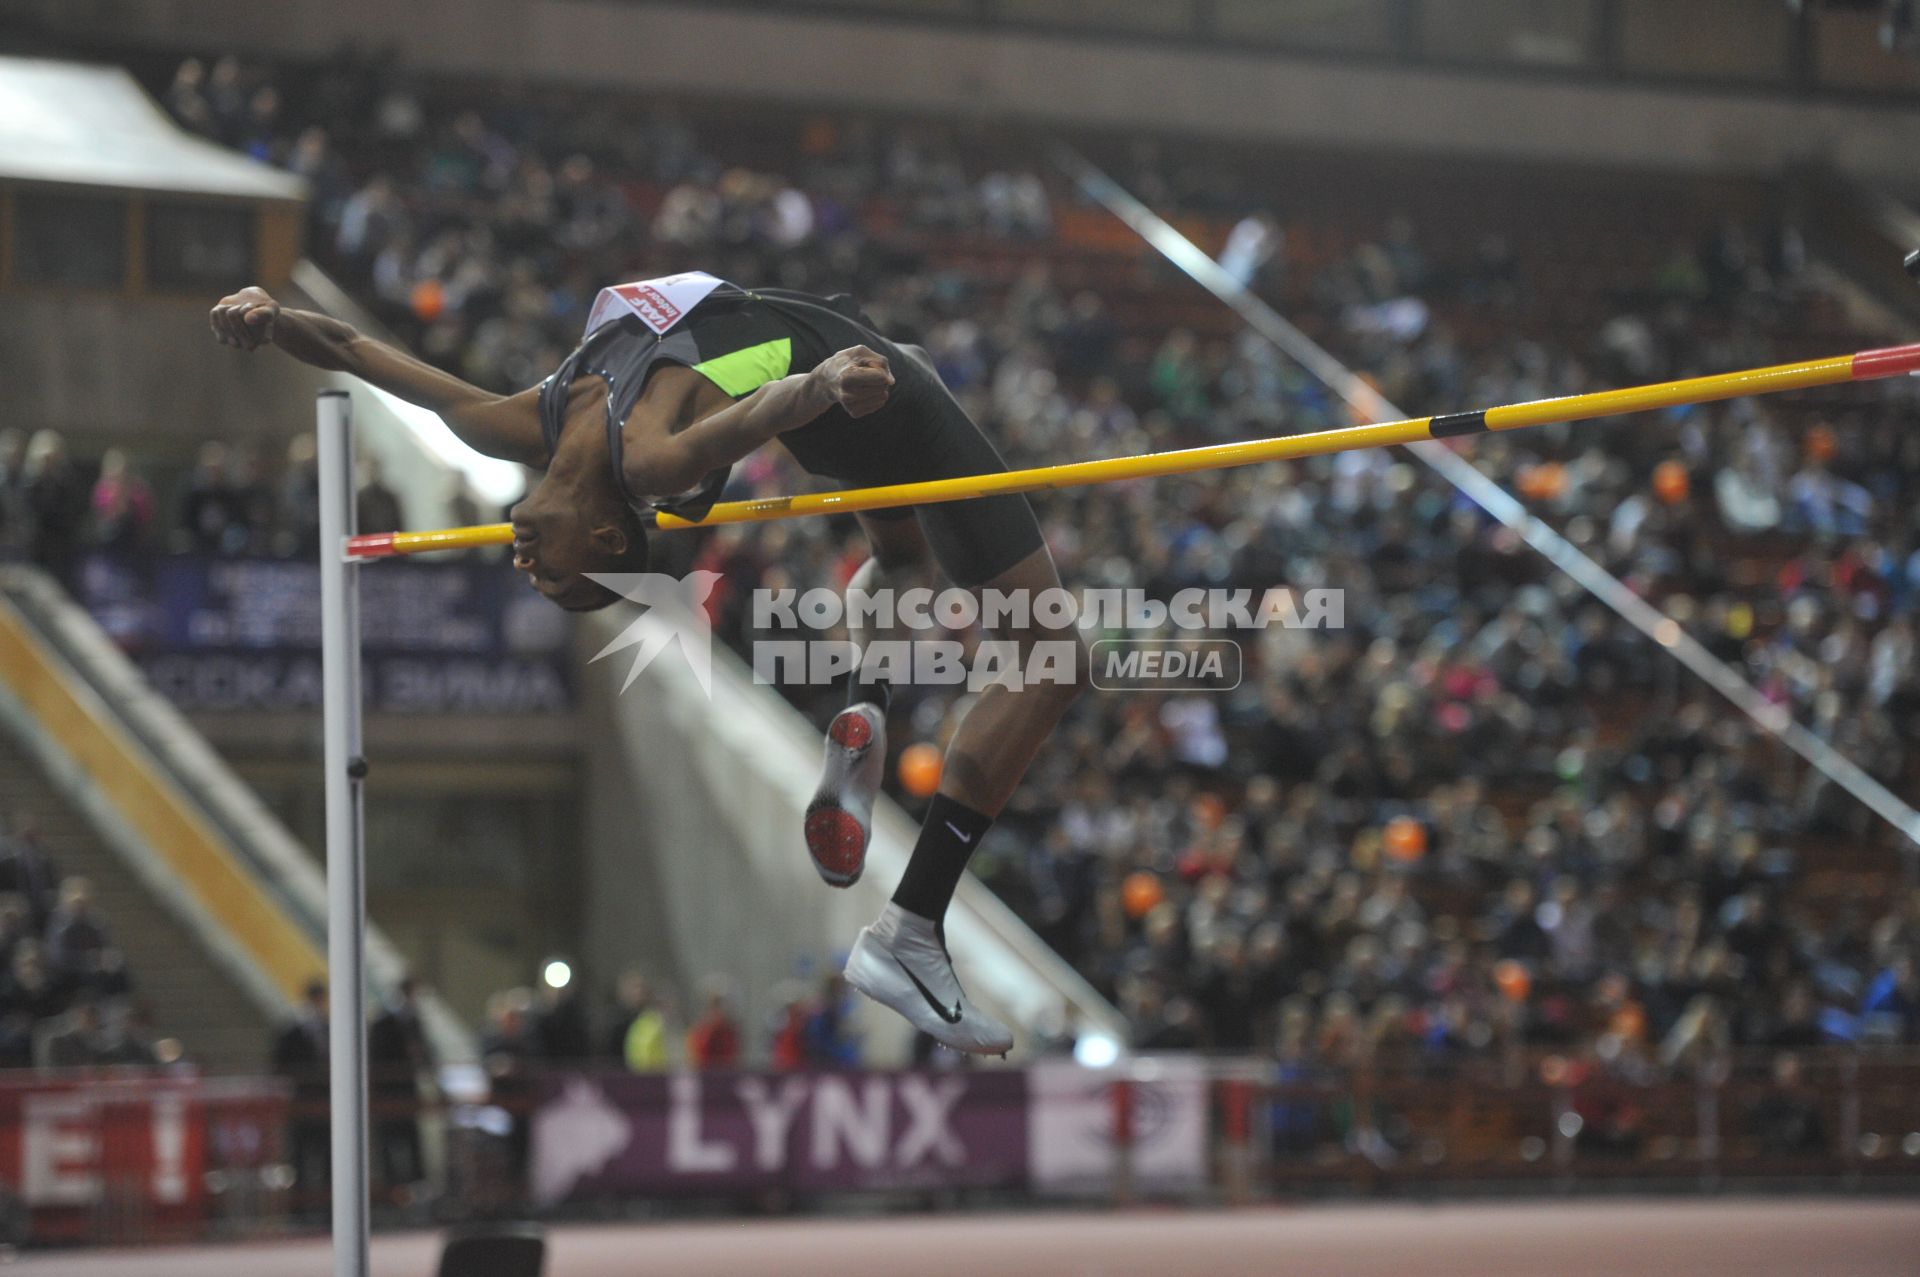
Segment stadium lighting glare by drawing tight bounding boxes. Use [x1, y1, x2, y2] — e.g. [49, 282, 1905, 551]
[542, 958, 574, 991]
[1074, 1032, 1121, 1069]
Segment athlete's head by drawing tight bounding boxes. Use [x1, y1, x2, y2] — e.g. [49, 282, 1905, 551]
[508, 475, 648, 611]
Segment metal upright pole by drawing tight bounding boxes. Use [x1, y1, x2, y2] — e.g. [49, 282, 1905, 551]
[316, 390, 370, 1277]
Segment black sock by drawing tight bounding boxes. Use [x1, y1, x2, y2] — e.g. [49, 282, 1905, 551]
[891, 794, 993, 921]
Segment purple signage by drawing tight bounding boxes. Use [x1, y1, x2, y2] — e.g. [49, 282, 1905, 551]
[529, 1070, 1029, 1203]
[78, 553, 572, 713]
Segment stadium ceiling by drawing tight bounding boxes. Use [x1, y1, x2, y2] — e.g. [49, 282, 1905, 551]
[0, 55, 305, 201]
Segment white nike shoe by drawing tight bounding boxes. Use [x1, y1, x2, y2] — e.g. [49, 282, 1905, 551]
[843, 903, 1014, 1056]
[804, 702, 886, 887]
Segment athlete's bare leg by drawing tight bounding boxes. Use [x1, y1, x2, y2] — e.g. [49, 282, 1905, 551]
[931, 542, 1084, 817]
[836, 521, 1081, 1056]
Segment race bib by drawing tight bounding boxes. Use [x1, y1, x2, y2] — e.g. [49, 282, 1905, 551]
[582, 271, 728, 339]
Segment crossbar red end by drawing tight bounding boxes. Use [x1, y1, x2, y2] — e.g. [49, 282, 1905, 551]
[345, 533, 398, 560]
[1852, 344, 1920, 381]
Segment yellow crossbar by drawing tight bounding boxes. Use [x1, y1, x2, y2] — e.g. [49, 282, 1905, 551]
[346, 342, 1918, 559]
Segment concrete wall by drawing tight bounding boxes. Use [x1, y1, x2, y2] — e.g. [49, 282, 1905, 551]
[19, 0, 1920, 181]
[0, 285, 493, 530]
[0, 291, 322, 458]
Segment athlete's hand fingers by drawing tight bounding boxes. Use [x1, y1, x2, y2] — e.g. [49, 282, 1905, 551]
[227, 307, 261, 350]
[211, 304, 245, 348]
[239, 303, 277, 349]
[216, 302, 259, 348]
[838, 346, 891, 373]
[838, 364, 893, 391]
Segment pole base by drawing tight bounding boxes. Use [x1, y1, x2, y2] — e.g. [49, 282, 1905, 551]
[437, 1223, 547, 1277]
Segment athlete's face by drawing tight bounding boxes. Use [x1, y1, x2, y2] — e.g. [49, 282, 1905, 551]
[509, 479, 634, 610]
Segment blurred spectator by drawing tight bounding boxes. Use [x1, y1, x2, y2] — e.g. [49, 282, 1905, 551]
[0, 430, 29, 560]
[802, 974, 859, 1067]
[177, 441, 251, 554]
[35, 995, 153, 1069]
[277, 433, 323, 557]
[1747, 1052, 1826, 1156]
[38, 997, 111, 1069]
[611, 971, 671, 1072]
[533, 979, 592, 1062]
[685, 982, 740, 1071]
[88, 448, 156, 560]
[43, 878, 130, 1000]
[271, 979, 330, 1209]
[0, 941, 61, 1029]
[0, 818, 61, 929]
[369, 976, 433, 1197]
[356, 457, 405, 535]
[22, 430, 84, 585]
[768, 985, 811, 1071]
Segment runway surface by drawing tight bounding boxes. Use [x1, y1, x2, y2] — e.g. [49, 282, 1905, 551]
[15, 1199, 1920, 1276]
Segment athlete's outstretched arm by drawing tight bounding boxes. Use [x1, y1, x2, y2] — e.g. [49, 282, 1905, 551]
[209, 285, 546, 466]
[623, 346, 894, 496]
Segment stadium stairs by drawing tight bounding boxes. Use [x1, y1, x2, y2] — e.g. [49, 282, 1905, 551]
[0, 566, 474, 1070]
[0, 725, 264, 1068]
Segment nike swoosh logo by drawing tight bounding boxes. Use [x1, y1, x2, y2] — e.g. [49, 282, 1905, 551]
[895, 957, 962, 1024]
[945, 821, 972, 844]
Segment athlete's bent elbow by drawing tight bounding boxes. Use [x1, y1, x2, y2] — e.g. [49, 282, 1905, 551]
[623, 448, 703, 503]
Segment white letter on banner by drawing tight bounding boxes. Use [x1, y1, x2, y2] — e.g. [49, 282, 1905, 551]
[898, 587, 934, 632]
[752, 588, 796, 629]
[752, 641, 806, 685]
[797, 587, 842, 630]
[1211, 589, 1253, 630]
[22, 1093, 99, 1206]
[933, 588, 979, 631]
[1079, 589, 1123, 631]
[979, 588, 1028, 631]
[1301, 588, 1343, 629]
[1255, 587, 1302, 629]
[917, 641, 966, 686]
[895, 1076, 968, 1168]
[1025, 641, 1076, 687]
[865, 640, 911, 683]
[810, 1076, 890, 1170]
[1033, 588, 1076, 629]
[737, 1077, 810, 1171]
[667, 1074, 736, 1172]
[151, 1092, 188, 1203]
[845, 586, 891, 631]
[1170, 589, 1208, 631]
[811, 640, 857, 685]
[969, 639, 1022, 692]
[1126, 591, 1167, 630]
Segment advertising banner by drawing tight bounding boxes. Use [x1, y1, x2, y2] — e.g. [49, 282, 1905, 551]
[0, 1074, 291, 1242]
[1026, 1057, 1209, 1192]
[529, 1069, 1029, 1204]
[80, 554, 573, 713]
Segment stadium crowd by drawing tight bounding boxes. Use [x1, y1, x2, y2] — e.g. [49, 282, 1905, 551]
[0, 816, 166, 1070]
[128, 51, 1920, 1107]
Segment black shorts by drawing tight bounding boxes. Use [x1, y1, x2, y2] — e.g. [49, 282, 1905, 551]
[780, 346, 1044, 587]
